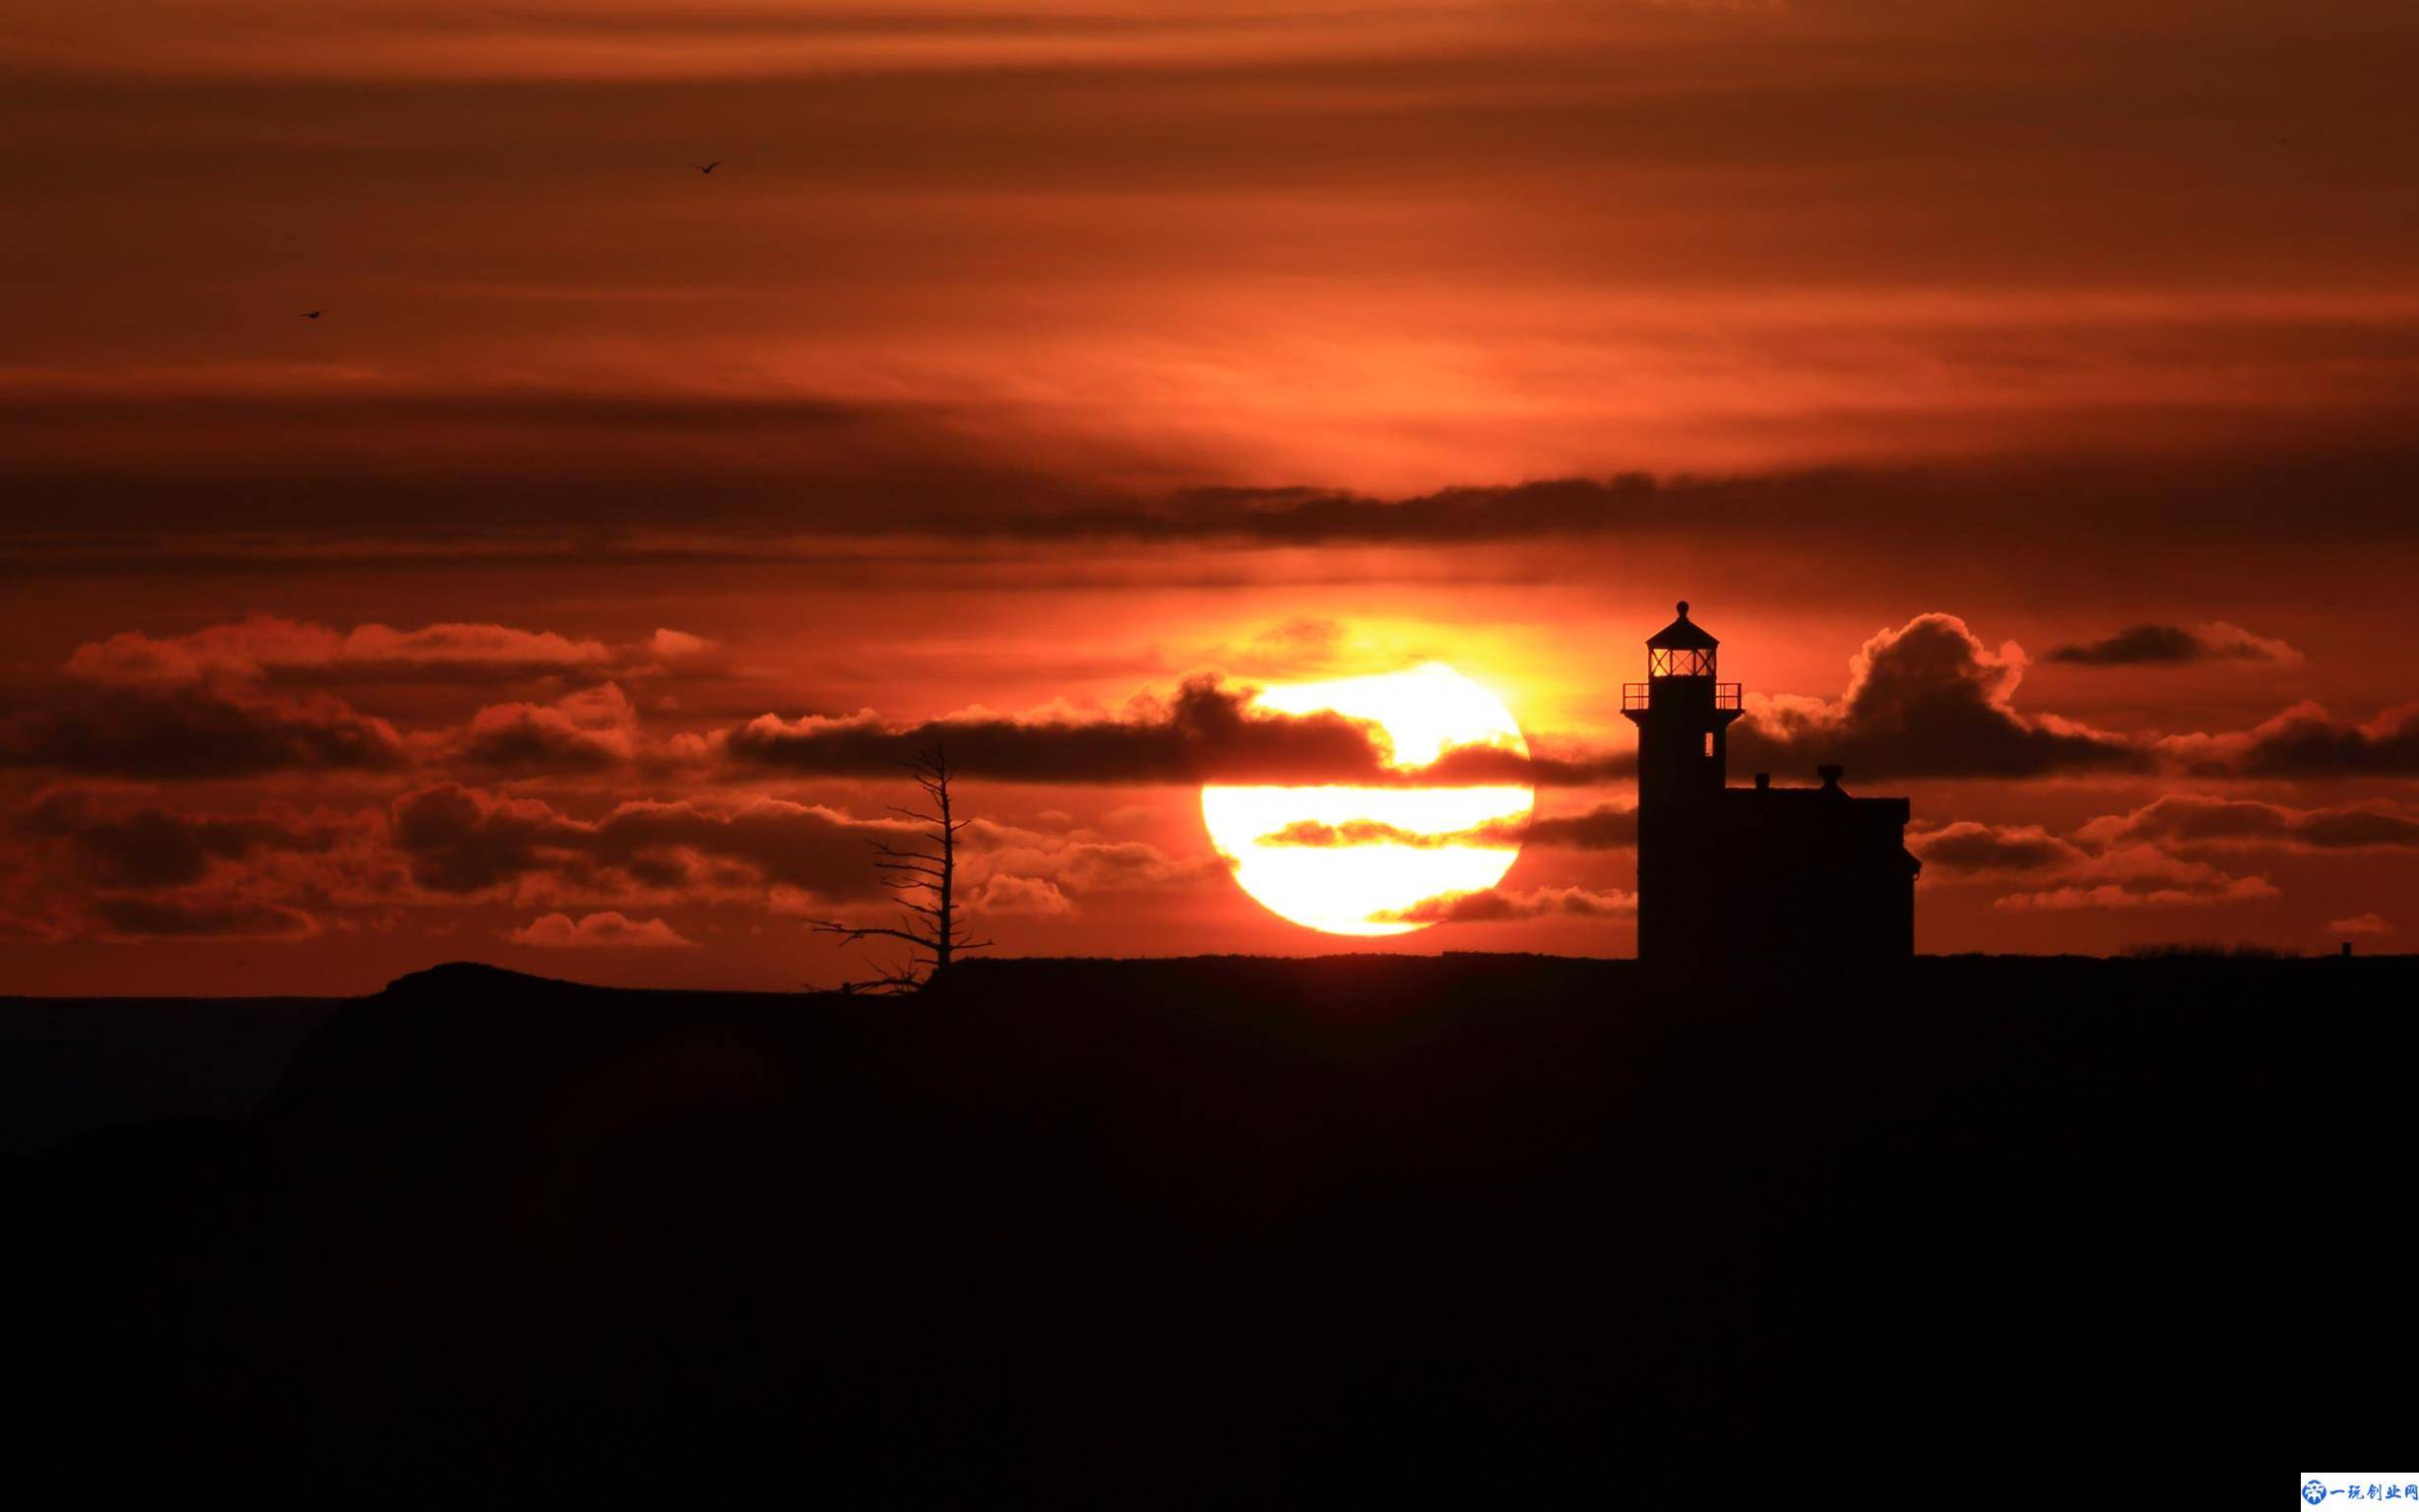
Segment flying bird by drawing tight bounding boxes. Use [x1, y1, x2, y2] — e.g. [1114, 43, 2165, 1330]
[691, 160, 722, 174]
[300, 310, 323, 319]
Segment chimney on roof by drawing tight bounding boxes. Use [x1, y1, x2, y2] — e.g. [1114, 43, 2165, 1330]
[1753, 772, 1770, 790]
[1817, 764, 1843, 790]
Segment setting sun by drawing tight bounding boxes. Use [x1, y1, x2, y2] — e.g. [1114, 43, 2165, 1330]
[1201, 662, 1533, 935]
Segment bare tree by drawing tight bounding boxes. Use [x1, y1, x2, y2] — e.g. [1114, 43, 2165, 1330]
[807, 744, 989, 992]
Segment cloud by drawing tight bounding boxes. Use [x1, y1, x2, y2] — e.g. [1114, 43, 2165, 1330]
[4, 780, 1237, 945]
[2162, 700, 2419, 778]
[1990, 846, 2279, 912]
[88, 895, 320, 940]
[1248, 803, 1630, 850]
[1907, 821, 2087, 876]
[2073, 794, 2419, 852]
[2, 618, 726, 782]
[1732, 613, 2143, 780]
[983, 458, 2419, 551]
[1118, 476, 1794, 546]
[0, 683, 408, 779]
[972, 875, 1073, 916]
[0, 908, 67, 943]
[1227, 618, 1354, 678]
[2045, 622, 2297, 666]
[1522, 804, 1638, 850]
[1420, 740, 1632, 787]
[1912, 812, 2281, 909]
[5, 788, 408, 941]
[21, 432, 2419, 575]
[392, 784, 912, 901]
[640, 629, 717, 665]
[1369, 885, 1636, 924]
[720, 673, 1606, 787]
[3, 2, 1448, 82]
[387, 786, 581, 895]
[1252, 817, 1518, 850]
[18, 789, 347, 888]
[450, 683, 639, 773]
[68, 617, 601, 687]
[61, 615, 711, 689]
[2327, 914, 2394, 936]
[962, 819, 1229, 899]
[507, 912, 693, 948]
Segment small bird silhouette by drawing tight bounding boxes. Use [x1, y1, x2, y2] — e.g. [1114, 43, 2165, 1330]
[691, 160, 722, 174]
[300, 310, 323, 319]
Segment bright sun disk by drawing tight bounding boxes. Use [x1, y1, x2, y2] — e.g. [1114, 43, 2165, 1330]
[1201, 662, 1532, 936]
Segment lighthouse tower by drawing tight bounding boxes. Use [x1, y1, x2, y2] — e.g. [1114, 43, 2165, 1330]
[1621, 601, 1742, 970]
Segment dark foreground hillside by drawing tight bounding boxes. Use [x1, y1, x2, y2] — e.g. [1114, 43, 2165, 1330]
[0, 994, 342, 1156]
[9, 954, 2406, 1499]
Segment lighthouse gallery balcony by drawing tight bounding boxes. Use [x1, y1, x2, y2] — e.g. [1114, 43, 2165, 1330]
[1623, 681, 1741, 712]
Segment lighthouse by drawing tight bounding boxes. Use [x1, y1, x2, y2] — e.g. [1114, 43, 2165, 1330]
[1622, 601, 1743, 971]
[1622, 601, 1920, 974]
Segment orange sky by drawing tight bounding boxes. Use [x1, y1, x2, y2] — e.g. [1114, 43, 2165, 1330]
[3, 0, 2416, 991]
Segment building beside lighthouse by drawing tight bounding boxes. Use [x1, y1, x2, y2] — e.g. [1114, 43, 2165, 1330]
[1621, 601, 1920, 972]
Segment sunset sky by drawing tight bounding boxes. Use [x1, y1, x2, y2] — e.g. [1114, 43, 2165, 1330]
[4, 0, 2416, 992]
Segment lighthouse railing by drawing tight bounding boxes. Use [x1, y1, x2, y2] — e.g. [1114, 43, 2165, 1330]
[1623, 682, 1742, 712]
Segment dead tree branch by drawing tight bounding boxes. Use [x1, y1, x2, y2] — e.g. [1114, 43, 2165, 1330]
[805, 744, 991, 993]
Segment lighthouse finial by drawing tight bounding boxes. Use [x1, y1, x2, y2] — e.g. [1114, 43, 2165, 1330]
[1676, 599, 1689, 618]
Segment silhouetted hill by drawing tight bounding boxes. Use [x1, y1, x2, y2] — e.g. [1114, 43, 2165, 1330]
[9, 953, 2406, 1499]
